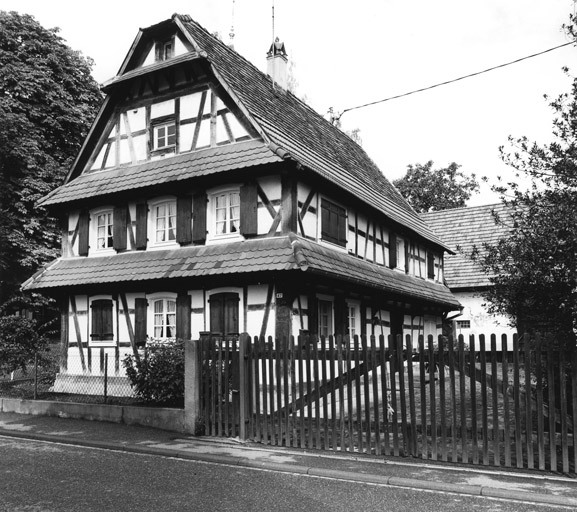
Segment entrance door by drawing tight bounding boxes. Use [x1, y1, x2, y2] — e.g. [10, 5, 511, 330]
[209, 292, 240, 337]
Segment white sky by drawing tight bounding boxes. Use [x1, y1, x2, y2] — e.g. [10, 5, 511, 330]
[2, 0, 576, 205]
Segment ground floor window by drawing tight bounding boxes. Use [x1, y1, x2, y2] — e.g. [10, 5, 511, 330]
[347, 303, 360, 339]
[90, 299, 114, 342]
[153, 298, 176, 339]
[318, 299, 333, 338]
[209, 292, 239, 336]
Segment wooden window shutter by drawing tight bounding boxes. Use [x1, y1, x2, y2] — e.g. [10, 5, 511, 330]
[404, 241, 410, 274]
[90, 300, 102, 341]
[176, 293, 192, 340]
[239, 183, 258, 236]
[78, 210, 90, 256]
[134, 298, 148, 347]
[176, 196, 193, 245]
[224, 294, 240, 335]
[321, 199, 347, 247]
[135, 203, 148, 250]
[113, 206, 128, 251]
[388, 232, 397, 269]
[337, 209, 347, 247]
[192, 191, 207, 244]
[102, 301, 114, 340]
[427, 251, 435, 279]
[209, 292, 239, 336]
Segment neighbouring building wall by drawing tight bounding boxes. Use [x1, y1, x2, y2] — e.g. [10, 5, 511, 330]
[452, 290, 516, 348]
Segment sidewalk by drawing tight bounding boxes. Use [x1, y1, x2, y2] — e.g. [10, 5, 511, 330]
[0, 410, 576, 508]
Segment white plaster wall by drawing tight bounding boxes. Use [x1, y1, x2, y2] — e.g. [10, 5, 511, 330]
[246, 284, 273, 337]
[257, 176, 281, 236]
[453, 290, 516, 348]
[68, 211, 80, 257]
[190, 290, 205, 339]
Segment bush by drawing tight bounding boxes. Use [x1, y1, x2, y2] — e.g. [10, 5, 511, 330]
[122, 339, 184, 405]
[0, 315, 48, 374]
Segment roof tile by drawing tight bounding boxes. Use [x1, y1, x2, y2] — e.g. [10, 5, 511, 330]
[23, 235, 458, 309]
[422, 204, 512, 288]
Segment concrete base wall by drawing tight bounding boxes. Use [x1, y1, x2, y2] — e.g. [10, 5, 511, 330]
[0, 398, 188, 434]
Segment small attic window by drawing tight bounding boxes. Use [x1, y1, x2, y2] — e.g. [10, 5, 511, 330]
[153, 121, 176, 150]
[156, 37, 175, 61]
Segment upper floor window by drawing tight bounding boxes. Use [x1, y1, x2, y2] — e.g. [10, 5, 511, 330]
[154, 201, 177, 244]
[321, 199, 347, 247]
[214, 191, 240, 235]
[96, 211, 113, 250]
[156, 37, 175, 61]
[153, 298, 176, 339]
[153, 121, 176, 151]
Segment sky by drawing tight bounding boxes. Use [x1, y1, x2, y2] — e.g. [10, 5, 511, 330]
[2, 0, 576, 205]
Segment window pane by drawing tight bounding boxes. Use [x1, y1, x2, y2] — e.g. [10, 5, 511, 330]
[96, 212, 113, 249]
[167, 124, 176, 146]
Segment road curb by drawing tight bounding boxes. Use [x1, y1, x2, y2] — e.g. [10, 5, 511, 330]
[0, 428, 574, 508]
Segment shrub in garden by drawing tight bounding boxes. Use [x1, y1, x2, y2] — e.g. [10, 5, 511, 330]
[0, 315, 48, 374]
[123, 339, 184, 405]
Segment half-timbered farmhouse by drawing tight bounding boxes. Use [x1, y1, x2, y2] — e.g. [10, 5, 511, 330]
[23, 14, 460, 387]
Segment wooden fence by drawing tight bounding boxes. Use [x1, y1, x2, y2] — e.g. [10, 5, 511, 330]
[197, 333, 576, 475]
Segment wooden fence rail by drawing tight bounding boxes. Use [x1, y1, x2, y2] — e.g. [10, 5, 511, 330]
[197, 333, 577, 475]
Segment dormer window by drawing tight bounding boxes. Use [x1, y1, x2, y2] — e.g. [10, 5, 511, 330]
[153, 121, 176, 150]
[156, 37, 175, 61]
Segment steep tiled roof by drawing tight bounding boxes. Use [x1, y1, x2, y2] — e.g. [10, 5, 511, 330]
[421, 204, 512, 289]
[177, 15, 447, 250]
[40, 140, 280, 206]
[23, 234, 458, 309]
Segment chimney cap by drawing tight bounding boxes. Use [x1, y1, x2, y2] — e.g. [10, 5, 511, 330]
[267, 37, 287, 58]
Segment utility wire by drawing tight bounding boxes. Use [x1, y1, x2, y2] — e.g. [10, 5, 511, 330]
[335, 41, 575, 121]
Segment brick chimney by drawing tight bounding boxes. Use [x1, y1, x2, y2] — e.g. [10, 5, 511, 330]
[267, 37, 288, 89]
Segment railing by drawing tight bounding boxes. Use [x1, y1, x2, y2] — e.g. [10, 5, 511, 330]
[0, 349, 134, 404]
[198, 333, 577, 475]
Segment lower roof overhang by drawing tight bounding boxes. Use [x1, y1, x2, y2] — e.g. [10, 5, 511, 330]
[22, 234, 461, 311]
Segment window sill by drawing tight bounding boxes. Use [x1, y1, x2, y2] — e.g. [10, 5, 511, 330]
[206, 233, 244, 245]
[148, 240, 178, 250]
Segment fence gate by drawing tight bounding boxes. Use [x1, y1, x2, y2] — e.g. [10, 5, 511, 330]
[198, 333, 577, 475]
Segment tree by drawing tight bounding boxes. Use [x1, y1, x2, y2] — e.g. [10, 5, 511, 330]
[0, 315, 48, 374]
[393, 161, 480, 213]
[473, 15, 577, 344]
[0, 11, 102, 310]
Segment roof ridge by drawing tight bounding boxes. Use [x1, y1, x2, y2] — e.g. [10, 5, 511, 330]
[177, 14, 375, 157]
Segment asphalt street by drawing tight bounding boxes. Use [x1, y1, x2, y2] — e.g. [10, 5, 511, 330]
[0, 411, 576, 511]
[0, 436, 569, 512]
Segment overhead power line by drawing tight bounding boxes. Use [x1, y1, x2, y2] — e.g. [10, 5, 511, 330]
[335, 41, 575, 121]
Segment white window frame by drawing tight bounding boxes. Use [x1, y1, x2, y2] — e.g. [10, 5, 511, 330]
[89, 206, 115, 256]
[147, 292, 177, 342]
[207, 186, 243, 244]
[148, 197, 178, 248]
[153, 120, 176, 151]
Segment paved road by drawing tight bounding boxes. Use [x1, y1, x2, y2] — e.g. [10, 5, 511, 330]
[0, 436, 569, 512]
